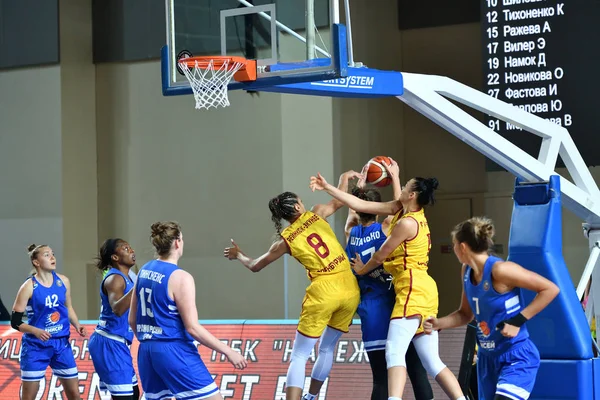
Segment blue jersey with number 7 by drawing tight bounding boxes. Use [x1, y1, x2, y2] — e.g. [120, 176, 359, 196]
[346, 222, 390, 296]
[135, 260, 193, 342]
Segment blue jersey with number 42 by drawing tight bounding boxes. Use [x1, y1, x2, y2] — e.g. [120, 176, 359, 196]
[25, 272, 70, 340]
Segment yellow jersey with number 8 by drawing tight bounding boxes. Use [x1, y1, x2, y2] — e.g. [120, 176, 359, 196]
[384, 208, 431, 278]
[282, 211, 351, 280]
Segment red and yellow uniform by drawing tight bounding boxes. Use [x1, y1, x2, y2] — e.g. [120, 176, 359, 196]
[282, 211, 360, 338]
[385, 208, 438, 334]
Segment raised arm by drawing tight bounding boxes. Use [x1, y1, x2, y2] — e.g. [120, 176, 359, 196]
[383, 158, 402, 200]
[104, 274, 134, 317]
[424, 264, 474, 333]
[344, 208, 360, 244]
[172, 270, 247, 370]
[61, 274, 86, 337]
[351, 217, 417, 275]
[224, 238, 289, 273]
[312, 170, 362, 219]
[310, 173, 401, 216]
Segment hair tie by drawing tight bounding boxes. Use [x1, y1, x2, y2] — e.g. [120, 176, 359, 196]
[274, 198, 280, 205]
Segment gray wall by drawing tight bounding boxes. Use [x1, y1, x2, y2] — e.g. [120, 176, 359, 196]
[0, 0, 595, 319]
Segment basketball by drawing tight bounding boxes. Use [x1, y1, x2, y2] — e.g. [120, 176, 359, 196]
[365, 156, 393, 187]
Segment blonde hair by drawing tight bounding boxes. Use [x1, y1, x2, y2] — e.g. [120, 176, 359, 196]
[451, 217, 495, 253]
[27, 244, 48, 275]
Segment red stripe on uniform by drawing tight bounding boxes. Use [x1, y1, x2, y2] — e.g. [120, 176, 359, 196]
[403, 241, 408, 270]
[403, 269, 413, 317]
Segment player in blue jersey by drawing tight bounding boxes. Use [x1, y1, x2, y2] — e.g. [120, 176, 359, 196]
[89, 238, 140, 400]
[346, 160, 433, 400]
[129, 221, 247, 400]
[11, 244, 87, 400]
[424, 217, 560, 400]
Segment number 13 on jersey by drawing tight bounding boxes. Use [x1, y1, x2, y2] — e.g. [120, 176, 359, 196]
[139, 288, 154, 317]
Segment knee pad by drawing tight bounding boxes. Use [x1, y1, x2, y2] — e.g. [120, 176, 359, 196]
[385, 318, 419, 368]
[287, 332, 319, 388]
[413, 331, 446, 378]
[317, 326, 343, 354]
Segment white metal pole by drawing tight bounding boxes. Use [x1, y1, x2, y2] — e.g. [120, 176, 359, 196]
[343, 0, 354, 66]
[330, 0, 340, 24]
[235, 0, 330, 58]
[577, 242, 600, 300]
[306, 0, 316, 59]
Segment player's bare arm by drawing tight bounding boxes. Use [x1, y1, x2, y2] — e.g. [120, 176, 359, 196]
[310, 173, 401, 216]
[344, 208, 360, 243]
[351, 217, 417, 275]
[312, 170, 362, 219]
[224, 238, 289, 272]
[10, 280, 49, 340]
[104, 274, 134, 317]
[61, 274, 86, 337]
[172, 270, 247, 370]
[492, 261, 560, 321]
[128, 281, 138, 334]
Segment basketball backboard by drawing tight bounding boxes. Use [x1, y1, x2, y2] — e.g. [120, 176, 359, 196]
[162, 0, 348, 95]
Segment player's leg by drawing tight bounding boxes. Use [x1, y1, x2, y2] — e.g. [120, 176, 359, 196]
[290, 281, 333, 400]
[20, 340, 52, 400]
[358, 293, 395, 400]
[50, 337, 80, 400]
[303, 326, 344, 399]
[89, 333, 138, 400]
[151, 341, 221, 400]
[412, 330, 465, 399]
[405, 341, 434, 400]
[368, 349, 388, 400]
[386, 317, 420, 399]
[137, 342, 173, 400]
[494, 340, 540, 400]
[302, 274, 360, 399]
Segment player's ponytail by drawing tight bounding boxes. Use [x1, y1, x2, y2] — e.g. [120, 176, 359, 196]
[268, 192, 300, 236]
[452, 217, 495, 253]
[412, 177, 439, 207]
[351, 187, 381, 224]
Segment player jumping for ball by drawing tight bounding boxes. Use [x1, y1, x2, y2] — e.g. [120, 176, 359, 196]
[224, 170, 362, 400]
[310, 166, 466, 400]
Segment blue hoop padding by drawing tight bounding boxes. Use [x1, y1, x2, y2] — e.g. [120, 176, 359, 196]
[508, 175, 595, 399]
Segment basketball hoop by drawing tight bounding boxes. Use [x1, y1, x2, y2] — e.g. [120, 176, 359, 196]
[177, 55, 257, 110]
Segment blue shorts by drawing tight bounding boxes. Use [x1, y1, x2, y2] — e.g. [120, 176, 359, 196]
[138, 340, 218, 400]
[89, 331, 137, 396]
[20, 336, 78, 381]
[478, 339, 540, 400]
[356, 290, 395, 352]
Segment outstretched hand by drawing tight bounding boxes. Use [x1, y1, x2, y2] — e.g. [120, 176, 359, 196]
[383, 157, 400, 179]
[309, 173, 329, 192]
[224, 239, 241, 260]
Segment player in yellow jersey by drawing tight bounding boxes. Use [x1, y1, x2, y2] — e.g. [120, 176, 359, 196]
[310, 164, 466, 400]
[224, 170, 361, 400]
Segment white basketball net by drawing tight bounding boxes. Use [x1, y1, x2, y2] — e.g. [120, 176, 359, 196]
[179, 58, 244, 110]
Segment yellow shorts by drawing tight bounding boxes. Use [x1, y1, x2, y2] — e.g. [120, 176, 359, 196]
[297, 271, 360, 338]
[391, 269, 438, 335]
